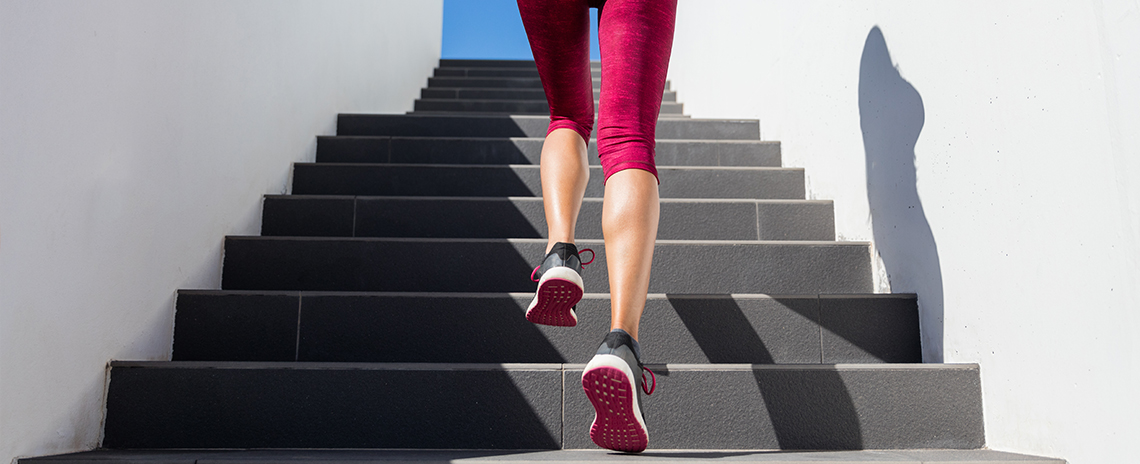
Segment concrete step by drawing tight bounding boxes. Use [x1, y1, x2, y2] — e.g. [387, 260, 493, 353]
[261, 196, 833, 241]
[410, 111, 690, 119]
[172, 291, 920, 364]
[421, 87, 678, 102]
[315, 136, 780, 167]
[428, 77, 660, 90]
[291, 164, 804, 199]
[336, 114, 757, 140]
[220, 238, 872, 294]
[439, 59, 551, 68]
[413, 99, 684, 115]
[99, 362, 982, 450]
[18, 449, 1067, 464]
[434, 67, 601, 79]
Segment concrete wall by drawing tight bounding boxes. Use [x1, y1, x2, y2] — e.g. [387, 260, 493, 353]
[0, 1, 442, 462]
[667, 1, 1138, 463]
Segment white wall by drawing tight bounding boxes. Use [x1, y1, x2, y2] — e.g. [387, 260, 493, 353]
[0, 1, 442, 462]
[668, 1, 1138, 462]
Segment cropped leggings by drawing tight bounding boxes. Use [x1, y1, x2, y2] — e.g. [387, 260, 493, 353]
[517, 0, 677, 183]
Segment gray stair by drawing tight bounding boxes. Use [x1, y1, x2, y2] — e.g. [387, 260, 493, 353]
[173, 292, 919, 364]
[261, 196, 834, 240]
[439, 59, 550, 68]
[413, 99, 684, 115]
[428, 77, 663, 90]
[336, 114, 752, 139]
[433, 67, 601, 78]
[421, 88, 678, 101]
[220, 237, 872, 294]
[315, 137, 780, 166]
[24, 58, 1037, 461]
[291, 164, 804, 199]
[99, 362, 983, 450]
[19, 449, 1066, 464]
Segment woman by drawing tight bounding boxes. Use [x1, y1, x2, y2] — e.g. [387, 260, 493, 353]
[517, 0, 677, 453]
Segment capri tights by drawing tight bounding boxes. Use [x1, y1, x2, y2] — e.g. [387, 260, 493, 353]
[517, 0, 677, 183]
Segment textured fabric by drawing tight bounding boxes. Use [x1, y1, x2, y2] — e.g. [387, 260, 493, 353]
[518, 0, 677, 183]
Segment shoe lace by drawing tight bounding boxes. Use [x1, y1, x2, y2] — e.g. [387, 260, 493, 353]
[530, 248, 596, 282]
[641, 366, 656, 395]
[579, 248, 596, 266]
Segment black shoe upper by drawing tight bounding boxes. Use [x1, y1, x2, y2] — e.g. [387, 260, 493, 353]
[595, 329, 650, 419]
[534, 242, 584, 280]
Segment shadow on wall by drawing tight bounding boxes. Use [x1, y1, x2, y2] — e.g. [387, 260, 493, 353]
[859, 26, 944, 362]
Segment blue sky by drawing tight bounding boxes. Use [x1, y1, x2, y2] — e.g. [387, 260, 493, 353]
[441, 0, 600, 60]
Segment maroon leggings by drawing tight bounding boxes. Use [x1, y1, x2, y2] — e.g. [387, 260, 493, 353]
[517, 0, 677, 183]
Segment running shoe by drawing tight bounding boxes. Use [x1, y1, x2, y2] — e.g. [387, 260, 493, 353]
[526, 242, 594, 327]
[581, 329, 657, 453]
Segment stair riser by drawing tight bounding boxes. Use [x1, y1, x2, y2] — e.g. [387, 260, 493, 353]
[14, 449, 1070, 463]
[414, 99, 684, 114]
[337, 115, 758, 140]
[439, 59, 571, 69]
[102, 364, 982, 450]
[421, 88, 678, 102]
[316, 137, 780, 167]
[430, 77, 628, 90]
[173, 293, 921, 364]
[291, 165, 805, 199]
[103, 366, 562, 449]
[566, 366, 984, 450]
[428, 77, 548, 89]
[220, 239, 873, 294]
[434, 68, 600, 78]
[261, 197, 834, 241]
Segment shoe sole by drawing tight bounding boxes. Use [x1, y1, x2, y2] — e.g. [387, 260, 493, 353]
[525, 267, 582, 327]
[582, 354, 648, 453]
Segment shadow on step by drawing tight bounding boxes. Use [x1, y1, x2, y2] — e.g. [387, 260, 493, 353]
[671, 295, 864, 450]
[103, 363, 564, 449]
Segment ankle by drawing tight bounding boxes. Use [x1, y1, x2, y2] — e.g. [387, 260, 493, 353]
[546, 240, 575, 255]
[610, 325, 639, 343]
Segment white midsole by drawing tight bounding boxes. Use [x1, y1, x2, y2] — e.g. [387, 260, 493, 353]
[527, 267, 584, 317]
[583, 354, 648, 434]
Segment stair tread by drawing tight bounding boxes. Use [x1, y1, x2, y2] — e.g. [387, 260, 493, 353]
[225, 236, 865, 245]
[172, 291, 920, 364]
[21, 449, 1064, 464]
[290, 164, 804, 199]
[112, 361, 973, 370]
[99, 361, 983, 450]
[336, 114, 756, 140]
[220, 237, 873, 293]
[267, 195, 825, 202]
[315, 136, 779, 166]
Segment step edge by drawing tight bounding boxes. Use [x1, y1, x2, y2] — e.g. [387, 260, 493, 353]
[295, 163, 799, 171]
[224, 236, 870, 246]
[109, 361, 977, 371]
[17, 449, 1066, 464]
[337, 113, 760, 124]
[176, 289, 910, 299]
[319, 135, 774, 144]
[264, 195, 831, 205]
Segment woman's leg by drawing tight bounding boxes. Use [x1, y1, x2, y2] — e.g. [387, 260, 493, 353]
[517, 0, 595, 253]
[540, 128, 588, 251]
[601, 169, 659, 340]
[596, 0, 677, 340]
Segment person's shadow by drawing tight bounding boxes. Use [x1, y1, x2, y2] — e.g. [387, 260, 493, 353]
[859, 26, 944, 362]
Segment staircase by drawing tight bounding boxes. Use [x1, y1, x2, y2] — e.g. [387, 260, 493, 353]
[24, 60, 1063, 463]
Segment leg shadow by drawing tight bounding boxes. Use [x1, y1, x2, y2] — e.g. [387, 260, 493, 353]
[670, 295, 863, 449]
[859, 26, 945, 362]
